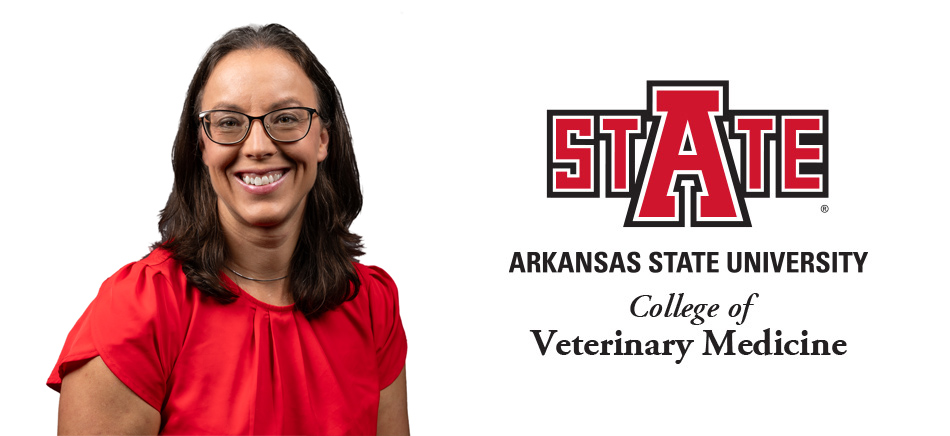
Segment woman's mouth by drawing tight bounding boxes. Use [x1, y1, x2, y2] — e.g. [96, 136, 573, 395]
[235, 169, 289, 192]
[242, 172, 282, 186]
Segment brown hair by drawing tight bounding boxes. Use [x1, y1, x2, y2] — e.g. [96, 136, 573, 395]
[154, 24, 364, 318]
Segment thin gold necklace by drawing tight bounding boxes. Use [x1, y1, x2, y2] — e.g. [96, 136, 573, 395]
[225, 266, 288, 282]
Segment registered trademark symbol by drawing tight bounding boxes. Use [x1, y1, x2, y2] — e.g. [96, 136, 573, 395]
[821, 205, 829, 213]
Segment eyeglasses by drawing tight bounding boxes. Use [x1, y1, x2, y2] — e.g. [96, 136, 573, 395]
[198, 107, 321, 145]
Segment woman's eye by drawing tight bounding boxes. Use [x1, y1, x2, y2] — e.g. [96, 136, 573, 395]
[275, 114, 299, 124]
[215, 117, 241, 129]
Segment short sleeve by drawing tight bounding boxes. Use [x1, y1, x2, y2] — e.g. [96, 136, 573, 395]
[363, 265, 408, 390]
[47, 252, 185, 411]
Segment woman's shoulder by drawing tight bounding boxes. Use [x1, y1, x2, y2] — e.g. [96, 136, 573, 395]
[352, 262, 400, 302]
[122, 247, 180, 277]
[350, 262, 407, 388]
[350, 262, 403, 327]
[48, 248, 194, 408]
[353, 262, 395, 284]
[98, 247, 194, 312]
[140, 246, 175, 267]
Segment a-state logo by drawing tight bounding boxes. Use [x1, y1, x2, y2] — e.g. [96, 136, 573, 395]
[547, 81, 828, 227]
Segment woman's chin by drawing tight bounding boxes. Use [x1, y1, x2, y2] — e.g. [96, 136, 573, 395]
[227, 206, 294, 229]
[244, 202, 308, 229]
[219, 196, 306, 230]
[244, 214, 289, 228]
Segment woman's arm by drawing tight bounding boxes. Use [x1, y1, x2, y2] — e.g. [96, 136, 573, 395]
[58, 356, 161, 435]
[377, 366, 409, 436]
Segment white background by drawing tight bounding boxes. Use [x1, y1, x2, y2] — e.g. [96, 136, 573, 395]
[2, 1, 947, 434]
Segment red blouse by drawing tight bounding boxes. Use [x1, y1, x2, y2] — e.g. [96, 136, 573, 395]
[48, 248, 407, 435]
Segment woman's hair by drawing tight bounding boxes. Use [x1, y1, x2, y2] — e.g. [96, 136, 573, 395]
[154, 24, 364, 318]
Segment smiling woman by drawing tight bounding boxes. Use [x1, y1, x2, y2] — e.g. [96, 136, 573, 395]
[46, 24, 408, 435]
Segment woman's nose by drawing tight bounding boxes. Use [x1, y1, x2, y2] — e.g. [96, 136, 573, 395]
[242, 119, 277, 159]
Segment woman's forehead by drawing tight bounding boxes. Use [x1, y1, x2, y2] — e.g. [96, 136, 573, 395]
[201, 48, 318, 112]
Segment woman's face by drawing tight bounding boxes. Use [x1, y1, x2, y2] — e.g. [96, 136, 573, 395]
[199, 48, 328, 230]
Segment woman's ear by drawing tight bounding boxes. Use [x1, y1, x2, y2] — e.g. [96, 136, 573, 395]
[198, 131, 208, 165]
[317, 127, 329, 162]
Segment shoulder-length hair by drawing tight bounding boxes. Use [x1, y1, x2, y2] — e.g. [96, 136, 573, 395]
[154, 24, 364, 319]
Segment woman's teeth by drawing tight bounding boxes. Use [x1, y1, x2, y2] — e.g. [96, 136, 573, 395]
[243, 173, 282, 186]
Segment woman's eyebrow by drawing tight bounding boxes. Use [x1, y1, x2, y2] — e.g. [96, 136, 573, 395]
[209, 102, 246, 111]
[267, 97, 306, 111]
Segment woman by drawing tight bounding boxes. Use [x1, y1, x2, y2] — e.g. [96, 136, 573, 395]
[47, 24, 408, 435]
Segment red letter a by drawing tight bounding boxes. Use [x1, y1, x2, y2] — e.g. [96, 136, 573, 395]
[625, 82, 750, 226]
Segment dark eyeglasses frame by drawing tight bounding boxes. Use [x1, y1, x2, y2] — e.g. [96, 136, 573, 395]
[198, 106, 322, 145]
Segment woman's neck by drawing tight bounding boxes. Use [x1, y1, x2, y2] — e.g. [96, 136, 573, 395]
[219, 206, 303, 306]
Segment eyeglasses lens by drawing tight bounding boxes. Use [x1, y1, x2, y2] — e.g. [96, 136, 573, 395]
[264, 108, 312, 142]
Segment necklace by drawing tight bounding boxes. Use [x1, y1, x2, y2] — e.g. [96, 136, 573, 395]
[225, 266, 288, 282]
